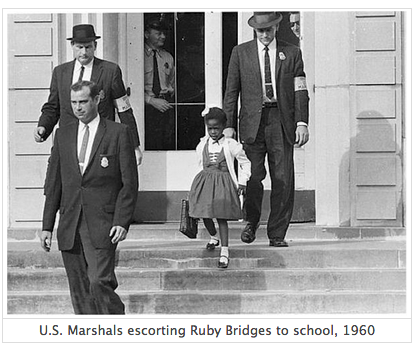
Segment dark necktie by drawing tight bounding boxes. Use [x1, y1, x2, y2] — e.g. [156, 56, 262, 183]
[78, 66, 85, 82]
[78, 124, 89, 173]
[152, 50, 161, 97]
[264, 46, 274, 100]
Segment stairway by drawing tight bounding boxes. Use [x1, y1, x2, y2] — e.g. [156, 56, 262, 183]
[7, 223, 406, 314]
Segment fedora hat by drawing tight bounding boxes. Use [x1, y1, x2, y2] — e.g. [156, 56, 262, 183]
[248, 12, 283, 29]
[67, 24, 101, 42]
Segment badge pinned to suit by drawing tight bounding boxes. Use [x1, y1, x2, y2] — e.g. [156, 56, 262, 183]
[101, 157, 109, 168]
[279, 52, 286, 60]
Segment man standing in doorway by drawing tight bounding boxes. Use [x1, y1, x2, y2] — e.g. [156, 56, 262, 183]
[144, 18, 175, 150]
[41, 81, 138, 314]
[223, 12, 310, 247]
[289, 12, 301, 38]
[34, 24, 142, 165]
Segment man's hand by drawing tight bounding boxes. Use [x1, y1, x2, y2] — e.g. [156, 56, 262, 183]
[40, 230, 52, 252]
[135, 147, 143, 166]
[295, 125, 309, 147]
[149, 97, 172, 113]
[34, 126, 46, 142]
[109, 226, 128, 244]
[223, 127, 236, 138]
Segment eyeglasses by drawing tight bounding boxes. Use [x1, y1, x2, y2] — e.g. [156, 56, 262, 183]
[290, 22, 300, 28]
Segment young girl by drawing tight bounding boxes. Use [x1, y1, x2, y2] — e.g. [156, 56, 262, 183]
[188, 107, 251, 268]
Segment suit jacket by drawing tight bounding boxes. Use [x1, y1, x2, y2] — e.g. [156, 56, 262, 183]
[42, 117, 138, 251]
[38, 58, 140, 147]
[223, 39, 309, 145]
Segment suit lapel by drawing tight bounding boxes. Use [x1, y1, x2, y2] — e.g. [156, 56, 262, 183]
[61, 122, 79, 174]
[275, 40, 283, 81]
[84, 117, 106, 174]
[91, 58, 104, 84]
[64, 61, 76, 104]
[248, 40, 262, 89]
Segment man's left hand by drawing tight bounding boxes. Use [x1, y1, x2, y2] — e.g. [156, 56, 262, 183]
[135, 147, 143, 166]
[40, 230, 52, 252]
[295, 125, 309, 147]
[109, 226, 128, 244]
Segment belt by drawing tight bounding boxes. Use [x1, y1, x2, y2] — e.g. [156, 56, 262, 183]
[262, 101, 278, 108]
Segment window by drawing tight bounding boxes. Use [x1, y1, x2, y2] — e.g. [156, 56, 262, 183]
[144, 12, 205, 150]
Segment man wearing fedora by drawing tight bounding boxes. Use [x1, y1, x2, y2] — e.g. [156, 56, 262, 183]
[34, 24, 142, 165]
[223, 12, 310, 247]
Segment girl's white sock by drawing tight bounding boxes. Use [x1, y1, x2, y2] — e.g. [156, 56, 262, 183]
[209, 235, 219, 244]
[220, 246, 229, 258]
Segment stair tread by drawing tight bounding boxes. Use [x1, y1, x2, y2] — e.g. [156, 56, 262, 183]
[7, 238, 406, 252]
[9, 289, 406, 295]
[8, 267, 406, 273]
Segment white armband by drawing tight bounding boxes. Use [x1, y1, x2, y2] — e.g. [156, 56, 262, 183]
[294, 76, 307, 91]
[115, 95, 132, 112]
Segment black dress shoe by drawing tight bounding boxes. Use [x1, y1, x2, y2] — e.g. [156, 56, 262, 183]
[269, 239, 289, 247]
[241, 223, 259, 244]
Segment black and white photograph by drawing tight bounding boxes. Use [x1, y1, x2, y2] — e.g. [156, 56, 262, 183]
[2, 4, 414, 345]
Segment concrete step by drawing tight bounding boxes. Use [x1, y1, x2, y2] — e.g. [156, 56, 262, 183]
[7, 291, 406, 314]
[8, 222, 406, 241]
[8, 239, 406, 269]
[8, 267, 406, 292]
[7, 238, 406, 314]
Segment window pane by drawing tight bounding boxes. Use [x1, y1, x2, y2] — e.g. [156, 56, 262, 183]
[222, 12, 238, 97]
[144, 13, 176, 150]
[143, 12, 205, 150]
[176, 13, 205, 104]
[176, 105, 205, 150]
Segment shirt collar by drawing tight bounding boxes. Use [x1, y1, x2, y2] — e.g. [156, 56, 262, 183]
[211, 134, 225, 144]
[74, 57, 94, 71]
[78, 114, 100, 130]
[145, 43, 161, 57]
[257, 38, 277, 54]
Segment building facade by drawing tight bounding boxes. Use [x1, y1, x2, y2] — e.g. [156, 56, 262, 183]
[7, 11, 404, 229]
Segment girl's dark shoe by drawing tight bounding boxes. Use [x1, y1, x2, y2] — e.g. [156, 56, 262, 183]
[218, 255, 229, 268]
[206, 239, 219, 250]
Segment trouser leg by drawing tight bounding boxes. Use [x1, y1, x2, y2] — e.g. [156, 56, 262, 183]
[61, 231, 97, 314]
[243, 119, 268, 225]
[78, 215, 125, 315]
[265, 109, 295, 240]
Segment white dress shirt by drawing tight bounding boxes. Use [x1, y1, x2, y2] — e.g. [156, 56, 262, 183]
[72, 58, 94, 84]
[257, 39, 277, 102]
[77, 115, 100, 174]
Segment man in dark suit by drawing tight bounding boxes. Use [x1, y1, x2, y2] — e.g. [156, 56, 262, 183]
[223, 12, 310, 247]
[40, 80, 138, 314]
[34, 24, 142, 165]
